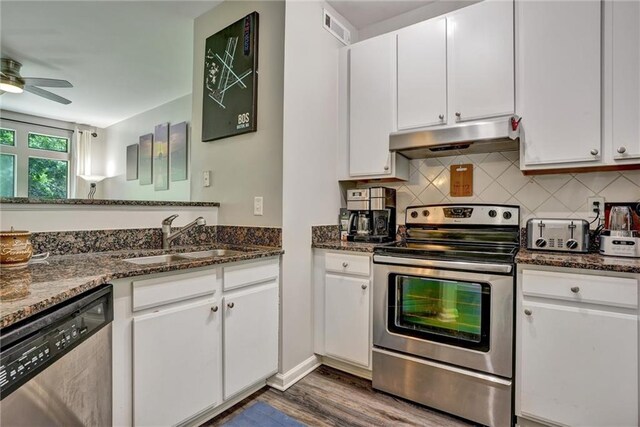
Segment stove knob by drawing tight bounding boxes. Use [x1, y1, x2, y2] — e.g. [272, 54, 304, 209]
[488, 209, 497, 218]
[410, 211, 418, 219]
[503, 211, 512, 220]
[422, 209, 430, 217]
[566, 239, 579, 250]
[535, 238, 547, 248]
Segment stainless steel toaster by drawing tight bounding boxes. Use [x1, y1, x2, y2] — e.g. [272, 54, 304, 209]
[526, 218, 590, 253]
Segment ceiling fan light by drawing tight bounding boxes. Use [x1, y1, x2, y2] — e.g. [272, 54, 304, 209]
[0, 76, 24, 93]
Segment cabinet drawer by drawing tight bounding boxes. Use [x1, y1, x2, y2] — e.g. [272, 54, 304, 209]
[325, 252, 370, 277]
[132, 270, 217, 311]
[223, 258, 279, 291]
[522, 270, 638, 309]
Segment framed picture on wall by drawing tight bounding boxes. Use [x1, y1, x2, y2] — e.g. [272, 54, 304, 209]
[126, 144, 139, 181]
[202, 11, 259, 142]
[153, 123, 169, 191]
[139, 133, 153, 185]
[170, 122, 188, 181]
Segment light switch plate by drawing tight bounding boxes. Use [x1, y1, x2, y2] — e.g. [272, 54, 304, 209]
[203, 171, 211, 187]
[254, 196, 263, 216]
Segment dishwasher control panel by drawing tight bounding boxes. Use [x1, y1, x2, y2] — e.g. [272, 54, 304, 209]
[0, 287, 112, 397]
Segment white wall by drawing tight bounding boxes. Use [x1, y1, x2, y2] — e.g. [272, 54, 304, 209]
[190, 1, 285, 227]
[280, 0, 357, 374]
[358, 0, 480, 40]
[101, 94, 192, 201]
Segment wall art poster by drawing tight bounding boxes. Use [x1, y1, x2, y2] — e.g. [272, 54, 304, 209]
[126, 144, 138, 181]
[170, 121, 188, 181]
[139, 133, 153, 185]
[202, 11, 259, 141]
[153, 123, 169, 191]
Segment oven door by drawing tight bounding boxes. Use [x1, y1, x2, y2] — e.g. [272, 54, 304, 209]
[373, 256, 514, 378]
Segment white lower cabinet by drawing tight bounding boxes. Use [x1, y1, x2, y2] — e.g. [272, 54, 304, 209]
[324, 274, 370, 367]
[133, 298, 221, 427]
[223, 281, 279, 399]
[517, 267, 639, 427]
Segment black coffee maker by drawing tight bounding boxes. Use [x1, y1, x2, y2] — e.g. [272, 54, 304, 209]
[346, 187, 396, 243]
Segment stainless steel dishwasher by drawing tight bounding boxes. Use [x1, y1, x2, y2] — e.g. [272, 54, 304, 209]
[1, 285, 113, 426]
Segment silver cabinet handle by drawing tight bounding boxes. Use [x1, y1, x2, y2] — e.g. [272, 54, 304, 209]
[342, 262, 349, 268]
[439, 114, 444, 120]
[571, 286, 580, 293]
[227, 302, 235, 309]
[383, 165, 389, 171]
[211, 306, 219, 312]
[455, 112, 461, 119]
[618, 146, 627, 154]
[590, 149, 599, 156]
[524, 309, 532, 316]
[361, 284, 368, 290]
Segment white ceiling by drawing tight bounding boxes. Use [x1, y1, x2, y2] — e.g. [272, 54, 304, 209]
[0, 1, 220, 128]
[327, 0, 436, 29]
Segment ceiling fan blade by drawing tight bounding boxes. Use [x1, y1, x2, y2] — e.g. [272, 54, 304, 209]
[24, 85, 72, 105]
[23, 78, 73, 88]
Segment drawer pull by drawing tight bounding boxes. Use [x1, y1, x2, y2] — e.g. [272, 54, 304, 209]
[342, 262, 349, 268]
[524, 309, 532, 316]
[211, 305, 219, 313]
[227, 302, 235, 309]
[570, 286, 580, 293]
[361, 284, 368, 290]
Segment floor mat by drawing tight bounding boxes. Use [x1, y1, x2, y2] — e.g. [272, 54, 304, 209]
[222, 401, 306, 427]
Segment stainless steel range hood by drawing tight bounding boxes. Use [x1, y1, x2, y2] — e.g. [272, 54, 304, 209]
[389, 116, 520, 159]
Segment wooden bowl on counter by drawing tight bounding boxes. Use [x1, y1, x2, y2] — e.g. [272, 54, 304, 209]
[0, 229, 33, 268]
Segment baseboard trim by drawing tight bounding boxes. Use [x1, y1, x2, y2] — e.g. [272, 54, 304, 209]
[321, 356, 372, 380]
[267, 354, 321, 391]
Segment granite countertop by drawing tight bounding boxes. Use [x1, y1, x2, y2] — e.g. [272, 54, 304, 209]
[0, 244, 283, 329]
[516, 249, 640, 274]
[312, 240, 382, 253]
[1, 197, 220, 207]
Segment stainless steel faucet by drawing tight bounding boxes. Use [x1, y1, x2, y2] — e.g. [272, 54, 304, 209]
[162, 215, 206, 249]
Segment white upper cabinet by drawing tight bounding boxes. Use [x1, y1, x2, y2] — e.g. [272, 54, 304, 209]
[397, 18, 447, 129]
[518, 1, 602, 167]
[611, 0, 640, 160]
[349, 34, 397, 177]
[448, 0, 514, 122]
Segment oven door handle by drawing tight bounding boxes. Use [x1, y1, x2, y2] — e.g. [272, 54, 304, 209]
[373, 255, 513, 274]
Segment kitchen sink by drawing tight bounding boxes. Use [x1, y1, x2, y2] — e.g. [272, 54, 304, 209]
[123, 254, 190, 265]
[178, 249, 244, 258]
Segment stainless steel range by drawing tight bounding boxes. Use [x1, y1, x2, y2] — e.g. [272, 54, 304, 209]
[372, 204, 520, 427]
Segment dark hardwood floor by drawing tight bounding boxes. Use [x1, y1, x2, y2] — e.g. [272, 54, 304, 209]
[202, 366, 474, 426]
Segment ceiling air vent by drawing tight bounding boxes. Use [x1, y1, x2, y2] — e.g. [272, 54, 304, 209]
[323, 9, 351, 45]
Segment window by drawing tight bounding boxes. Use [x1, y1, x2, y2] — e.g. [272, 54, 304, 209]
[0, 153, 15, 197]
[28, 157, 68, 198]
[0, 120, 73, 199]
[28, 132, 69, 152]
[0, 128, 15, 146]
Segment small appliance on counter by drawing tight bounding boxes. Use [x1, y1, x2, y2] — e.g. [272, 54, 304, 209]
[345, 187, 396, 243]
[599, 202, 640, 258]
[526, 218, 589, 253]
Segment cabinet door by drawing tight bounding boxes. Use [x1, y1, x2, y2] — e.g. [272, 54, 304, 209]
[519, 301, 638, 426]
[324, 274, 370, 367]
[612, 0, 640, 160]
[223, 281, 278, 399]
[349, 35, 395, 176]
[397, 18, 447, 129]
[519, 0, 602, 166]
[448, 0, 514, 122]
[133, 298, 221, 427]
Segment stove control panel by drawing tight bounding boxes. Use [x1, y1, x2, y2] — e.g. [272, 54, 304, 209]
[406, 204, 520, 226]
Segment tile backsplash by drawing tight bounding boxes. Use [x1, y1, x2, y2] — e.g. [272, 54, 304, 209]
[378, 152, 640, 226]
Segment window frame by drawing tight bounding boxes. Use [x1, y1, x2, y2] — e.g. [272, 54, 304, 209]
[0, 127, 16, 147]
[27, 131, 70, 153]
[27, 155, 70, 199]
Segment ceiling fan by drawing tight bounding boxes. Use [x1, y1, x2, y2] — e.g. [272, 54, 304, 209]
[0, 58, 73, 105]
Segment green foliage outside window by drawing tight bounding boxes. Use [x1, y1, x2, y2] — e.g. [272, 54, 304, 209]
[28, 133, 68, 152]
[28, 157, 68, 199]
[0, 154, 15, 197]
[0, 128, 15, 146]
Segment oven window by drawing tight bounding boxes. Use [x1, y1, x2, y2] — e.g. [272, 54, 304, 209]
[388, 275, 490, 351]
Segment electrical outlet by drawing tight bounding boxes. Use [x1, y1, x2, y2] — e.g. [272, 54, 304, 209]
[203, 171, 211, 187]
[254, 196, 263, 216]
[588, 197, 605, 219]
